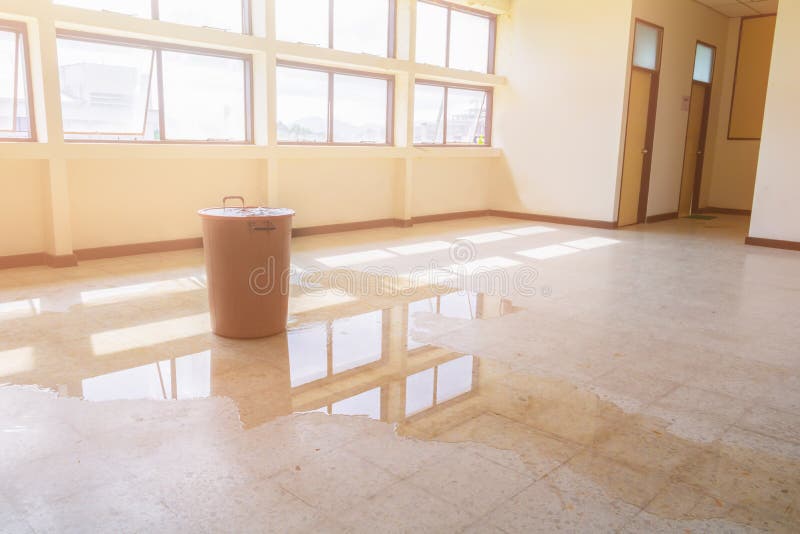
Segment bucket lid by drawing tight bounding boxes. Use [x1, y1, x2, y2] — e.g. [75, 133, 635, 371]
[198, 206, 295, 219]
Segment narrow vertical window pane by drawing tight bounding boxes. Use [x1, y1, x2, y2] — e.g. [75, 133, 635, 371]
[333, 73, 388, 144]
[276, 66, 329, 142]
[693, 43, 714, 83]
[15, 35, 32, 137]
[632, 22, 660, 70]
[0, 31, 19, 137]
[333, 0, 389, 56]
[449, 10, 490, 73]
[161, 51, 246, 141]
[57, 38, 158, 140]
[158, 0, 244, 33]
[413, 84, 445, 144]
[416, 1, 447, 67]
[446, 88, 488, 145]
[53, 0, 151, 18]
[276, 0, 329, 47]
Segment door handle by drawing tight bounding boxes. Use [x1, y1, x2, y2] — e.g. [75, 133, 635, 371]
[697, 150, 704, 155]
[642, 149, 649, 155]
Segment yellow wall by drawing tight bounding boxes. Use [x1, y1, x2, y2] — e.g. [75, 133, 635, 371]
[411, 158, 490, 217]
[750, 2, 800, 243]
[631, 0, 730, 218]
[67, 159, 264, 249]
[0, 160, 48, 256]
[705, 16, 776, 211]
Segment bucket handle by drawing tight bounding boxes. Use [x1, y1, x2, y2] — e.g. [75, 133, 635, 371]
[223, 196, 245, 210]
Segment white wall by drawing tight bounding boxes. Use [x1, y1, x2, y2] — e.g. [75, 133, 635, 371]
[749, 1, 800, 243]
[0, 160, 48, 256]
[491, 0, 633, 223]
[631, 0, 730, 217]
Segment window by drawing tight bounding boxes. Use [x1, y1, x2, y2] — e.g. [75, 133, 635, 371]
[54, 0, 249, 34]
[693, 43, 715, 84]
[416, 0, 495, 73]
[632, 20, 661, 71]
[277, 62, 393, 145]
[276, 0, 395, 57]
[0, 21, 35, 140]
[57, 32, 251, 143]
[414, 81, 491, 146]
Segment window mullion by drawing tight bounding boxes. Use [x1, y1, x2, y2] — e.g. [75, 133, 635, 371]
[12, 32, 20, 132]
[442, 86, 448, 145]
[328, 0, 335, 49]
[151, 0, 159, 20]
[445, 6, 451, 69]
[156, 48, 166, 141]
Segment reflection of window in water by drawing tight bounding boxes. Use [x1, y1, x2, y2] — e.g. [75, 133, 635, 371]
[405, 355, 474, 417]
[331, 387, 381, 420]
[81, 351, 211, 401]
[332, 310, 383, 373]
[288, 323, 328, 387]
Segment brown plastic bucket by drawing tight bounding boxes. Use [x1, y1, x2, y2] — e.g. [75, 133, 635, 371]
[199, 196, 295, 339]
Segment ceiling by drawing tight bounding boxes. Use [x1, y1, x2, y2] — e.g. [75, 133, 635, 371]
[695, 0, 779, 17]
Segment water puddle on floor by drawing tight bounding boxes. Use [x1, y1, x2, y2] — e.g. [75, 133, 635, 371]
[2, 287, 798, 531]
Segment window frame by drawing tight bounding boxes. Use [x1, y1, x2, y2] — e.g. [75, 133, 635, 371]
[56, 30, 254, 144]
[276, 0, 397, 58]
[417, 0, 497, 74]
[276, 60, 395, 146]
[413, 79, 492, 147]
[56, 0, 253, 35]
[0, 19, 37, 142]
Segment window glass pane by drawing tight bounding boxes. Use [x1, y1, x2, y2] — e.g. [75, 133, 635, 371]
[333, 0, 389, 56]
[416, 1, 447, 67]
[161, 51, 247, 141]
[693, 43, 714, 83]
[413, 84, 445, 144]
[407, 297, 436, 350]
[446, 87, 488, 145]
[449, 10, 490, 72]
[633, 22, 660, 70]
[57, 38, 159, 141]
[158, 0, 244, 33]
[276, 0, 329, 47]
[0, 29, 31, 138]
[277, 66, 328, 142]
[332, 311, 383, 373]
[333, 73, 388, 144]
[436, 355, 473, 403]
[53, 0, 151, 18]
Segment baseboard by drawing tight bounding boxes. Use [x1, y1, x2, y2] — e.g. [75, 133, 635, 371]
[646, 212, 679, 223]
[292, 218, 408, 238]
[75, 237, 204, 261]
[0, 252, 46, 270]
[745, 236, 800, 252]
[410, 210, 491, 224]
[488, 210, 618, 229]
[46, 254, 79, 268]
[697, 207, 752, 216]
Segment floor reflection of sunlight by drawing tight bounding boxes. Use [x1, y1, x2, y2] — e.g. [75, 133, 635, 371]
[563, 237, 621, 250]
[387, 241, 452, 256]
[406, 368, 435, 417]
[0, 299, 42, 320]
[446, 256, 521, 275]
[504, 226, 558, 236]
[457, 232, 516, 244]
[516, 244, 580, 260]
[80, 277, 206, 306]
[90, 314, 210, 356]
[332, 311, 383, 373]
[289, 290, 357, 315]
[0, 347, 34, 377]
[317, 249, 396, 268]
[436, 355, 474, 403]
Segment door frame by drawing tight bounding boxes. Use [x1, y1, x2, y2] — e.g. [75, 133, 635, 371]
[678, 40, 716, 214]
[618, 18, 664, 226]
